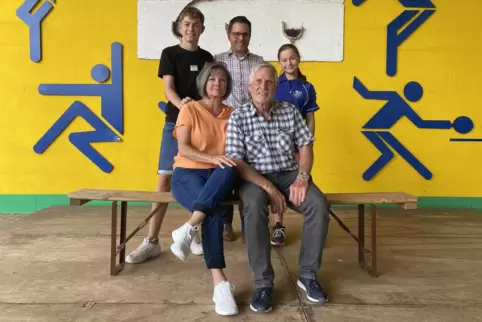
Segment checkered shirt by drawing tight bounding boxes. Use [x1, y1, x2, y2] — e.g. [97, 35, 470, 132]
[225, 100, 315, 174]
[214, 50, 265, 109]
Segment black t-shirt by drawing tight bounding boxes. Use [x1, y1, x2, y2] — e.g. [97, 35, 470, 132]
[158, 45, 214, 123]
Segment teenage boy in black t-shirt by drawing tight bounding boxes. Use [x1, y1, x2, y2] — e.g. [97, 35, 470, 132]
[126, 6, 214, 264]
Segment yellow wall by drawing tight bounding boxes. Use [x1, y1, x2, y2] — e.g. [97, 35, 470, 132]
[1, 0, 481, 196]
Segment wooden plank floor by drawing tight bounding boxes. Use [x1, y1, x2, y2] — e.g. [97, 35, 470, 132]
[1, 206, 482, 321]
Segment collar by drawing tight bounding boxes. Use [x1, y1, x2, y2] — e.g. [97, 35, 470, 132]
[279, 73, 288, 83]
[279, 73, 302, 84]
[227, 48, 251, 59]
[248, 100, 278, 117]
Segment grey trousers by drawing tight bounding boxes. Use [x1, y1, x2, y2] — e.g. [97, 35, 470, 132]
[238, 170, 330, 288]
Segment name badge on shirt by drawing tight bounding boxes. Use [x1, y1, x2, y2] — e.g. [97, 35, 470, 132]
[190, 65, 198, 72]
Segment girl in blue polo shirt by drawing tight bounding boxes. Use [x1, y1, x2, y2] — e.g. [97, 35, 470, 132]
[270, 44, 320, 247]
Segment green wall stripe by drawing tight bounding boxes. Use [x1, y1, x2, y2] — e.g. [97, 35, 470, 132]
[1, 194, 482, 214]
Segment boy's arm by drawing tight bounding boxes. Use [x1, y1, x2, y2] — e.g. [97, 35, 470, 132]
[158, 48, 183, 110]
[163, 75, 183, 109]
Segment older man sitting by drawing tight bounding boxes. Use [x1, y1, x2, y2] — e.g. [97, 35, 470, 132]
[225, 62, 330, 313]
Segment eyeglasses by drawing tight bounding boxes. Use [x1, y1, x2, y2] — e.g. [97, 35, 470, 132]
[230, 32, 250, 38]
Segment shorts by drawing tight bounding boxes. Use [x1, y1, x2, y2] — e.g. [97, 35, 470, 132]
[157, 122, 178, 175]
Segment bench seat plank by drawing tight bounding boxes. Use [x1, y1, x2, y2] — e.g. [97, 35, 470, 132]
[68, 189, 418, 208]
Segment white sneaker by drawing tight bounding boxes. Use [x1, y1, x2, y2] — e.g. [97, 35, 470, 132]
[125, 237, 162, 264]
[213, 281, 238, 316]
[170, 223, 195, 261]
[190, 225, 204, 256]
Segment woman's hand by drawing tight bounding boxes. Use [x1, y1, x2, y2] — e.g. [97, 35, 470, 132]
[210, 155, 237, 168]
[180, 97, 193, 106]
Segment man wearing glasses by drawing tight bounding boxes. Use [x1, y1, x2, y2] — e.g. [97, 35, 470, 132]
[214, 16, 265, 243]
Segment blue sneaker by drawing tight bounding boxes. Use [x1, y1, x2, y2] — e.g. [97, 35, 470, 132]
[250, 287, 273, 312]
[297, 278, 328, 303]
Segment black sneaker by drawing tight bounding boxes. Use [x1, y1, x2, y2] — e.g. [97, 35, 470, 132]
[250, 287, 273, 313]
[297, 277, 328, 303]
[270, 222, 285, 247]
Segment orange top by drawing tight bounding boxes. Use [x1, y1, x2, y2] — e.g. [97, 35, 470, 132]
[172, 101, 233, 169]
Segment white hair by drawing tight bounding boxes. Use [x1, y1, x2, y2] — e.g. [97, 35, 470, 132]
[248, 62, 279, 85]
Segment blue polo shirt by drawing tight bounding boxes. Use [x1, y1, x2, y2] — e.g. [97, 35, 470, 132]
[273, 73, 319, 119]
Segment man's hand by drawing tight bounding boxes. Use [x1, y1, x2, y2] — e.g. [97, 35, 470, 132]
[266, 185, 287, 216]
[289, 176, 309, 207]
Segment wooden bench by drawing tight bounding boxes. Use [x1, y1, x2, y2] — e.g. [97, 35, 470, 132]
[68, 189, 418, 277]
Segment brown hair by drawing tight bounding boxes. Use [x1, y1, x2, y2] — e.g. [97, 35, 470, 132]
[227, 16, 252, 34]
[277, 44, 307, 82]
[178, 6, 205, 25]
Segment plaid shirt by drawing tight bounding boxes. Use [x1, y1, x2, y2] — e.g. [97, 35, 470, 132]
[225, 100, 315, 174]
[214, 50, 265, 109]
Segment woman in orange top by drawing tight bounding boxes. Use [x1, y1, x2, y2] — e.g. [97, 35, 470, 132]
[169, 62, 239, 316]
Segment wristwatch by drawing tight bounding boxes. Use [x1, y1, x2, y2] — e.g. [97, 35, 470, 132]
[298, 171, 310, 180]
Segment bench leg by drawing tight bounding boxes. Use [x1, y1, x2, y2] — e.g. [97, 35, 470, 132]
[110, 201, 128, 276]
[358, 204, 365, 268]
[369, 204, 379, 277]
[357, 203, 379, 277]
[110, 202, 118, 276]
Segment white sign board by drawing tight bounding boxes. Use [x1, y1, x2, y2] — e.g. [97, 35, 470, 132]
[138, 0, 344, 62]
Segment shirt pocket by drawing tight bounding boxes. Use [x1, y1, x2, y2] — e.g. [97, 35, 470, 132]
[276, 128, 293, 155]
[244, 131, 269, 159]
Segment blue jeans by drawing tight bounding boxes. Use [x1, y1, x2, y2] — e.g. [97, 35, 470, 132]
[157, 122, 178, 175]
[171, 166, 237, 269]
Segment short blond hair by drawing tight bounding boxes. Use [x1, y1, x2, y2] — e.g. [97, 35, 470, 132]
[177, 6, 205, 25]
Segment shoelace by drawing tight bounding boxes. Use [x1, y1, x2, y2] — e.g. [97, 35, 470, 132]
[181, 226, 196, 244]
[216, 282, 236, 300]
[309, 280, 323, 292]
[254, 288, 271, 301]
[136, 239, 153, 252]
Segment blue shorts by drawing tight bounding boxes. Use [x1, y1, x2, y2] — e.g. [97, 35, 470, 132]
[157, 122, 178, 175]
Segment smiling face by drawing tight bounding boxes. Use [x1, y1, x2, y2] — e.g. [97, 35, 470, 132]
[279, 47, 300, 75]
[228, 22, 251, 55]
[178, 14, 204, 44]
[249, 66, 277, 106]
[205, 68, 228, 99]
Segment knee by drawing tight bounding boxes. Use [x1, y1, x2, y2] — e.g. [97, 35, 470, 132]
[305, 190, 330, 220]
[216, 165, 237, 180]
[239, 186, 268, 216]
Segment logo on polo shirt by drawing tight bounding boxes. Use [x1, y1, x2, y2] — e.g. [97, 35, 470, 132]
[291, 89, 303, 98]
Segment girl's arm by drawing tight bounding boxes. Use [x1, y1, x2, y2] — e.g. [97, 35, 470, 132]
[306, 112, 315, 136]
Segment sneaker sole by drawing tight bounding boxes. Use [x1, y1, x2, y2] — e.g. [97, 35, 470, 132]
[296, 280, 328, 303]
[215, 308, 239, 316]
[249, 303, 273, 313]
[125, 251, 161, 264]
